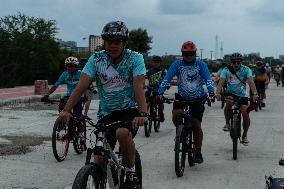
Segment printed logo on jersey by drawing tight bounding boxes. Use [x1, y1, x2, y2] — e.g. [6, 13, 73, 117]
[179, 66, 201, 97]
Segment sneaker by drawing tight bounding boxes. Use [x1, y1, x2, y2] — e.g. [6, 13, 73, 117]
[241, 136, 249, 146]
[194, 152, 204, 164]
[223, 124, 230, 132]
[125, 172, 140, 189]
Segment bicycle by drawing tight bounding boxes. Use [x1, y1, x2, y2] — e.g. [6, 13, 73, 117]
[226, 96, 250, 160]
[165, 96, 211, 177]
[72, 116, 142, 189]
[42, 96, 87, 162]
[144, 86, 160, 137]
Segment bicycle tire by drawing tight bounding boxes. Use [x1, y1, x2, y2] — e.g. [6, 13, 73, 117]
[73, 122, 86, 154]
[231, 114, 239, 160]
[186, 130, 195, 167]
[175, 125, 186, 177]
[154, 104, 161, 132]
[72, 164, 107, 189]
[119, 150, 142, 189]
[144, 103, 152, 137]
[52, 118, 70, 162]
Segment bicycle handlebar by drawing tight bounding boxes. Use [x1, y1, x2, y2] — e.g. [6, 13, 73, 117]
[163, 96, 211, 107]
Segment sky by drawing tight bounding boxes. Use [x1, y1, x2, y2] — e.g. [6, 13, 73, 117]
[1, 0, 284, 59]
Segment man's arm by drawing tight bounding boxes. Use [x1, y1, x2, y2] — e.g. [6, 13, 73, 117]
[133, 76, 147, 113]
[216, 78, 225, 95]
[63, 73, 92, 112]
[247, 76, 257, 95]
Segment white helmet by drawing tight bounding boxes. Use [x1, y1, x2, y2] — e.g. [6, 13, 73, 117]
[65, 56, 79, 66]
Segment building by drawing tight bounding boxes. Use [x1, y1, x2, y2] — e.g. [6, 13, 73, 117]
[58, 39, 77, 48]
[89, 35, 103, 53]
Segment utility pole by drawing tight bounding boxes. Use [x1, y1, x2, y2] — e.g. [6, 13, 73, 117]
[210, 50, 214, 67]
[200, 48, 204, 60]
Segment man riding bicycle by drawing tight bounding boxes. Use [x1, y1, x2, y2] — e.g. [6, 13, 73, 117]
[146, 55, 167, 122]
[41, 56, 83, 115]
[216, 52, 258, 146]
[59, 21, 147, 189]
[157, 41, 215, 164]
[253, 60, 267, 107]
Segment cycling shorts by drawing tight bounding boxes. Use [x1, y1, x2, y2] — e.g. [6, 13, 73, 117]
[172, 93, 205, 122]
[97, 108, 139, 150]
[225, 93, 249, 106]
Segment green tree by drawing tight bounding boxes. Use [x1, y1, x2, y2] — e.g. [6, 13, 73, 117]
[0, 13, 64, 88]
[127, 28, 152, 55]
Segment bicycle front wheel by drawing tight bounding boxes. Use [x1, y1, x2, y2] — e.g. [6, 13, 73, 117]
[154, 104, 161, 132]
[72, 164, 107, 189]
[231, 114, 240, 160]
[175, 125, 186, 177]
[52, 118, 70, 162]
[73, 122, 87, 154]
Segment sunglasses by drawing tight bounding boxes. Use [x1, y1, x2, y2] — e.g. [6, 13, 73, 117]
[104, 39, 123, 46]
[232, 61, 241, 64]
[182, 52, 196, 57]
[66, 64, 76, 68]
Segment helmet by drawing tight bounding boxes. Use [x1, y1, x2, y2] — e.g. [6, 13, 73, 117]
[265, 63, 269, 67]
[65, 56, 79, 66]
[230, 53, 243, 61]
[181, 41, 197, 52]
[101, 21, 129, 40]
[256, 61, 263, 66]
[152, 55, 161, 62]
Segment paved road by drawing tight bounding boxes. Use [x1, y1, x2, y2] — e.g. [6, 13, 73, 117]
[0, 82, 284, 189]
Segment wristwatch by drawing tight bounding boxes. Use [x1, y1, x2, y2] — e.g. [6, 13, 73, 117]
[139, 112, 148, 117]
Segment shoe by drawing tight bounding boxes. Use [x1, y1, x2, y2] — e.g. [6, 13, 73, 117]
[159, 113, 165, 122]
[194, 152, 204, 164]
[223, 124, 230, 132]
[125, 172, 140, 189]
[241, 136, 249, 146]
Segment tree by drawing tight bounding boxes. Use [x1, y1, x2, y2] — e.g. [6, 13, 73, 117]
[127, 28, 152, 55]
[0, 13, 64, 88]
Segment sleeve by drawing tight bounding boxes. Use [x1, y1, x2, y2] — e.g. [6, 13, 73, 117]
[133, 53, 146, 77]
[82, 54, 96, 78]
[246, 67, 253, 77]
[158, 61, 178, 95]
[200, 62, 215, 94]
[54, 72, 65, 88]
[220, 68, 227, 79]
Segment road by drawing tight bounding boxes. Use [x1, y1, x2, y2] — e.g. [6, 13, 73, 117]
[0, 81, 284, 189]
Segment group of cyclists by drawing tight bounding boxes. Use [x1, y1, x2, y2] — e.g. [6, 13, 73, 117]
[40, 20, 283, 189]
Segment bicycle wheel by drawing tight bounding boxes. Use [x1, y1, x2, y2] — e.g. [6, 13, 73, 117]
[154, 104, 161, 132]
[52, 118, 70, 162]
[144, 103, 152, 137]
[175, 125, 186, 177]
[73, 121, 86, 154]
[231, 114, 239, 160]
[186, 130, 195, 167]
[119, 150, 142, 188]
[72, 164, 107, 189]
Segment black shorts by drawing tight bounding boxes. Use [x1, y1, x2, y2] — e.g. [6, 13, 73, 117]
[255, 82, 266, 93]
[97, 108, 139, 149]
[225, 93, 249, 106]
[172, 93, 205, 122]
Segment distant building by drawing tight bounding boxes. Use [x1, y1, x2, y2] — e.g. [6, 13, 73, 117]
[58, 39, 77, 48]
[76, 47, 89, 54]
[89, 35, 103, 53]
[279, 55, 284, 60]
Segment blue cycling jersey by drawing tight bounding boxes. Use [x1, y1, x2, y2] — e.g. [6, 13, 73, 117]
[54, 70, 81, 96]
[158, 59, 214, 101]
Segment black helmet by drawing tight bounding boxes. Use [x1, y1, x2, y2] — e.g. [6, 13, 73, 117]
[101, 21, 128, 40]
[230, 53, 243, 61]
[152, 55, 161, 62]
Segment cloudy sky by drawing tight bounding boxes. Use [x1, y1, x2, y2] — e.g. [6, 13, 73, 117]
[1, 0, 284, 59]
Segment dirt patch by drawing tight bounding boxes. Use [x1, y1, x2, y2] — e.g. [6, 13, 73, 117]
[2, 101, 59, 111]
[0, 135, 51, 156]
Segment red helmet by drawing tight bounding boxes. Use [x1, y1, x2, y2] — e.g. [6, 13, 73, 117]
[181, 41, 197, 52]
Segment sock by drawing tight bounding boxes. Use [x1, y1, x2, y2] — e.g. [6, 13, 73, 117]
[126, 165, 135, 173]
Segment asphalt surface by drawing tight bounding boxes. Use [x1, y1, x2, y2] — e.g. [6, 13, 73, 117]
[0, 82, 284, 189]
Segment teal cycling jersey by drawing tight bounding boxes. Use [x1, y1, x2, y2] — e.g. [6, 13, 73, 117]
[82, 49, 146, 119]
[220, 65, 252, 97]
[54, 70, 81, 96]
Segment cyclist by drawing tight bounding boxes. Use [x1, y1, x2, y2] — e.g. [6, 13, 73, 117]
[253, 61, 267, 107]
[146, 55, 167, 122]
[281, 64, 284, 87]
[274, 65, 281, 86]
[265, 63, 272, 83]
[41, 56, 83, 115]
[157, 41, 215, 164]
[216, 52, 258, 146]
[59, 21, 147, 189]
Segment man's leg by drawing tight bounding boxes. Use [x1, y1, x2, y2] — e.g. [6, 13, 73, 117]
[83, 100, 91, 116]
[158, 103, 165, 122]
[223, 97, 233, 131]
[240, 106, 250, 145]
[172, 109, 183, 127]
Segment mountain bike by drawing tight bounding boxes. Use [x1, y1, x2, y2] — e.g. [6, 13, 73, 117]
[72, 116, 142, 189]
[227, 96, 249, 160]
[165, 96, 211, 177]
[144, 86, 160, 137]
[42, 96, 87, 162]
